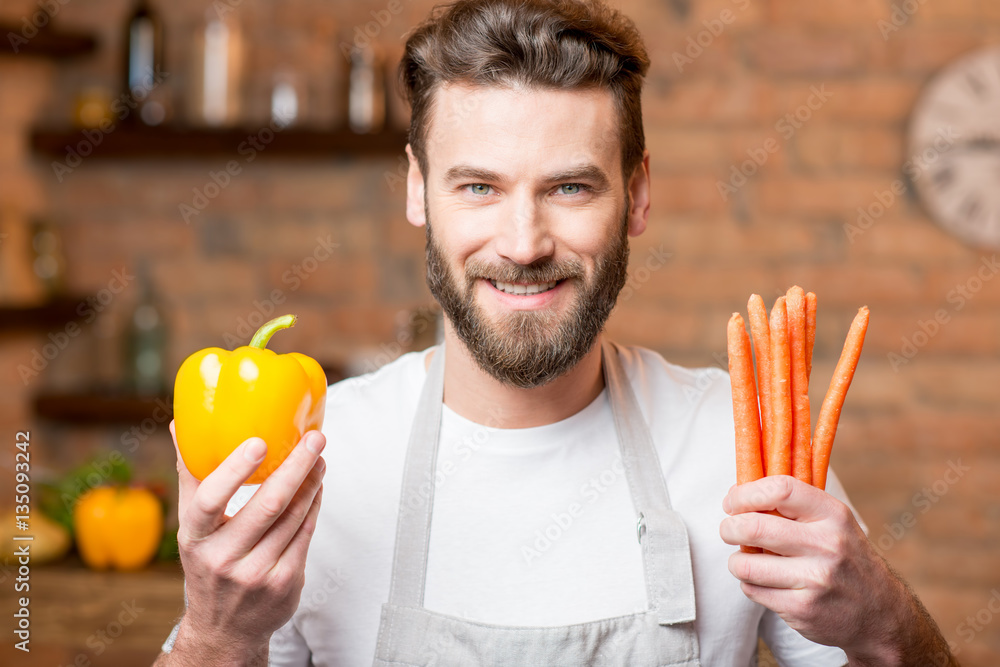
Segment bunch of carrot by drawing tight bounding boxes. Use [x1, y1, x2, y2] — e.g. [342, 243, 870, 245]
[727, 287, 869, 553]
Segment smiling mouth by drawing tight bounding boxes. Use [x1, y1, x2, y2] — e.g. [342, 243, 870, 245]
[488, 279, 562, 296]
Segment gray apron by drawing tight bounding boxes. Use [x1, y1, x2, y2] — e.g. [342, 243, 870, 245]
[373, 339, 701, 666]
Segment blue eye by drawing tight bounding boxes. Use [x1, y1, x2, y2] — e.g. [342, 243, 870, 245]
[559, 183, 584, 195]
[468, 184, 492, 195]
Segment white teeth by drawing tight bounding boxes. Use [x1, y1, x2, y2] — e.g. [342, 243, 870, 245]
[489, 279, 559, 296]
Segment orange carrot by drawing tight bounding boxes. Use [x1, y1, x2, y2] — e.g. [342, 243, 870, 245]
[786, 287, 812, 485]
[812, 307, 870, 490]
[805, 291, 817, 382]
[767, 297, 792, 477]
[727, 313, 764, 554]
[747, 294, 772, 472]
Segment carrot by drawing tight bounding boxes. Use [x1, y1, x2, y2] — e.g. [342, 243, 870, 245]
[747, 295, 772, 474]
[727, 313, 764, 553]
[812, 307, 870, 490]
[767, 297, 792, 477]
[805, 291, 817, 382]
[786, 286, 812, 485]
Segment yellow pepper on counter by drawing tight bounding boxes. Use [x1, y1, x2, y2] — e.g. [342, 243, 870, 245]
[74, 486, 163, 570]
[173, 314, 327, 484]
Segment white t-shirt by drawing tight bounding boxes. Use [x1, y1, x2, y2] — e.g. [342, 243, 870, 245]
[164, 342, 859, 666]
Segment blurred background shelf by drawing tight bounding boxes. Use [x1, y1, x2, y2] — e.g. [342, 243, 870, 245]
[30, 125, 409, 159]
[0, 295, 90, 332]
[32, 389, 172, 424]
[0, 23, 97, 58]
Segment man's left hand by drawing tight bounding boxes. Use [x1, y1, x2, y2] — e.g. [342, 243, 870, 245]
[719, 475, 956, 666]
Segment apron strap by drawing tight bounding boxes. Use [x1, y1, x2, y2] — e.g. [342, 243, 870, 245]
[385, 342, 447, 608]
[601, 339, 697, 625]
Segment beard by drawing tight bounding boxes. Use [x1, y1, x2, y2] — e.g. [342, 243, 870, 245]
[424, 202, 630, 389]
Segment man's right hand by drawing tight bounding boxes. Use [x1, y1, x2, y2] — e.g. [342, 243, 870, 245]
[154, 420, 326, 666]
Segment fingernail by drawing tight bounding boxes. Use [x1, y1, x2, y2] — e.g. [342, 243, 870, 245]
[306, 432, 326, 455]
[244, 439, 266, 462]
[722, 496, 732, 514]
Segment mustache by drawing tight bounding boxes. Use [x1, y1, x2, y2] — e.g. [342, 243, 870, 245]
[463, 258, 585, 284]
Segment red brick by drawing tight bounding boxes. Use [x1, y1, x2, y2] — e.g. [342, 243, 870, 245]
[921, 262, 1000, 306]
[740, 29, 866, 74]
[777, 79, 922, 122]
[881, 31, 987, 73]
[848, 218, 972, 262]
[767, 0, 887, 26]
[644, 77, 777, 124]
[646, 128, 730, 172]
[793, 123, 904, 172]
[649, 174, 730, 214]
[757, 175, 898, 215]
[903, 360, 1000, 407]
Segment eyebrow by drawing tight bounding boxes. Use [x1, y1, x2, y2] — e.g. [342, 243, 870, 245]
[442, 164, 612, 189]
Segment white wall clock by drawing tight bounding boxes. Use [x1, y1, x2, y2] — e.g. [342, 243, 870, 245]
[908, 45, 1000, 248]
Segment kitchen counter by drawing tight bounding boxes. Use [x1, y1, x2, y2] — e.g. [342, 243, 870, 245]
[0, 556, 184, 666]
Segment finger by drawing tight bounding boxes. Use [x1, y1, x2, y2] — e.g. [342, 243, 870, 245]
[171, 420, 199, 522]
[719, 511, 816, 557]
[724, 475, 831, 522]
[182, 436, 269, 542]
[227, 430, 327, 554]
[728, 550, 806, 589]
[241, 456, 325, 565]
[739, 581, 798, 616]
[274, 481, 324, 577]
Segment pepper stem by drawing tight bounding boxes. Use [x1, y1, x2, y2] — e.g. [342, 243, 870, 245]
[249, 314, 297, 349]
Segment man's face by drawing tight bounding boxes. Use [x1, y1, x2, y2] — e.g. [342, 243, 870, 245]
[407, 84, 647, 388]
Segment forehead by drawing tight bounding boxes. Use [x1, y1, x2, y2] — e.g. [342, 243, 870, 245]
[423, 83, 622, 182]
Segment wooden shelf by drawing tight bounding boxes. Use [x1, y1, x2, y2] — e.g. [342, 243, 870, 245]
[33, 389, 172, 424]
[0, 295, 89, 333]
[32, 363, 342, 424]
[31, 125, 409, 159]
[0, 23, 97, 59]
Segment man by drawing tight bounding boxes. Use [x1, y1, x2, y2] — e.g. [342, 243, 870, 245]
[156, 0, 958, 665]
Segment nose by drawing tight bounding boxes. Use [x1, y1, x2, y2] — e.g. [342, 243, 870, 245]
[494, 193, 555, 266]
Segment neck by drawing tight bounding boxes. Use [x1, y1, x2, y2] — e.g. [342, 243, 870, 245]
[424, 321, 606, 429]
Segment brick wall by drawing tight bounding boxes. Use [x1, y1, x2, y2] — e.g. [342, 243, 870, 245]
[1, 0, 998, 662]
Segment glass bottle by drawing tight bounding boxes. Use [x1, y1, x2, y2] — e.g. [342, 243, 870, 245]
[124, 261, 168, 396]
[122, 0, 166, 125]
[347, 44, 385, 134]
[188, 6, 245, 127]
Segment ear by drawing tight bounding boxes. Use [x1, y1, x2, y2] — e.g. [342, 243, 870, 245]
[405, 144, 426, 227]
[626, 149, 650, 238]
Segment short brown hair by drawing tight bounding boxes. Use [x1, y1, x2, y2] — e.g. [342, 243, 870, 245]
[398, 0, 650, 183]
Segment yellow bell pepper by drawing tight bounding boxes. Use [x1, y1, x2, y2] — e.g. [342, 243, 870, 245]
[173, 314, 327, 484]
[74, 486, 163, 570]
